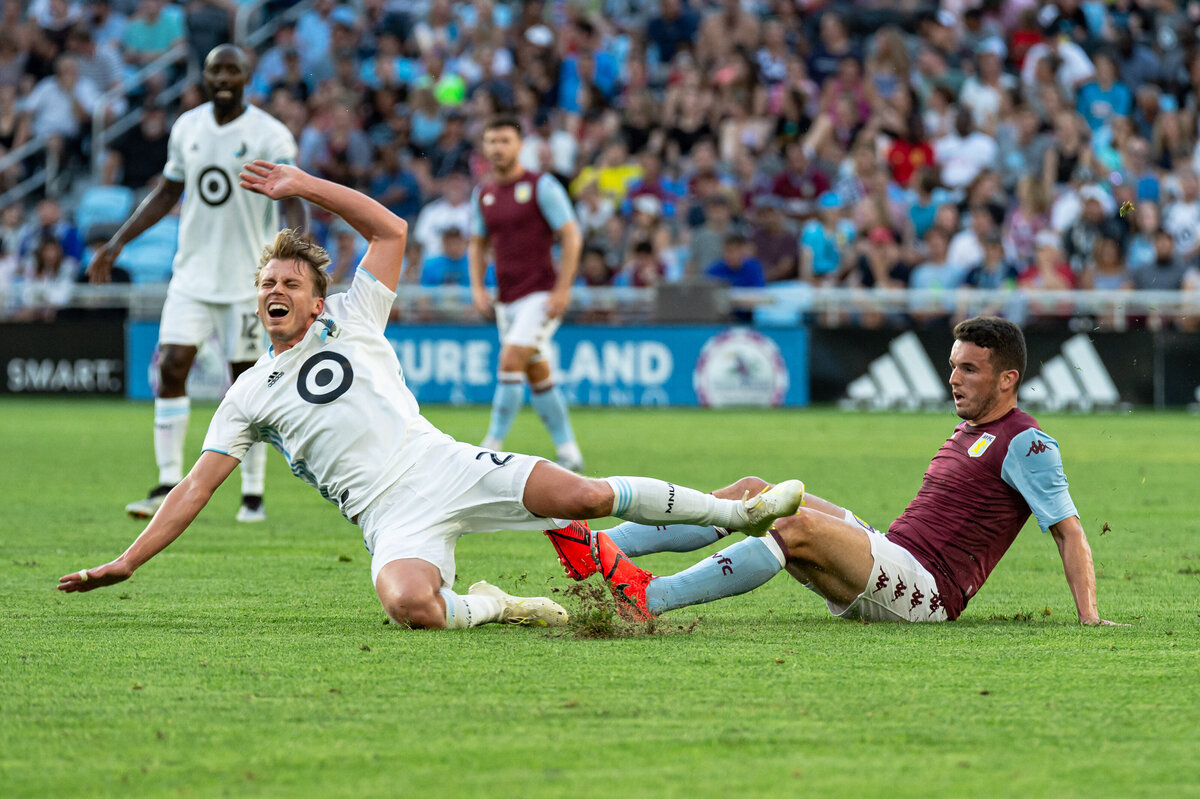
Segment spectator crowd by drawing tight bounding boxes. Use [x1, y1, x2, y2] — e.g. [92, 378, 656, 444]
[2, 0, 1200, 327]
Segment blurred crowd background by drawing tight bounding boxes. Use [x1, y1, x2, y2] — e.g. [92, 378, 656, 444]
[2, 0, 1200, 327]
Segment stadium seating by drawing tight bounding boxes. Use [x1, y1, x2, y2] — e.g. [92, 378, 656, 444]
[75, 186, 135, 243]
[115, 216, 178, 283]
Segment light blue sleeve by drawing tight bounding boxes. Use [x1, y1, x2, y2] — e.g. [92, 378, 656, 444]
[536, 173, 577, 230]
[1000, 428, 1079, 532]
[469, 186, 486, 237]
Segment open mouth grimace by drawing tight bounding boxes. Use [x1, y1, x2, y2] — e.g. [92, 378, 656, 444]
[267, 303, 289, 319]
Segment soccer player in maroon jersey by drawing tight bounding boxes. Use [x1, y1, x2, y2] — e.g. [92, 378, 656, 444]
[546, 317, 1124, 625]
[469, 116, 585, 471]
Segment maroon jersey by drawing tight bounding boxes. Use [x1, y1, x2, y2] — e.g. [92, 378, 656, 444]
[474, 171, 559, 303]
[887, 408, 1077, 620]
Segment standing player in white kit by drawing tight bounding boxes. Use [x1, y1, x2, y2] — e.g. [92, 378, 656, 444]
[88, 45, 307, 523]
[60, 161, 804, 630]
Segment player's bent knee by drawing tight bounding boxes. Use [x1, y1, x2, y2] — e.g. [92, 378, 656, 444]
[566, 478, 612, 519]
[378, 589, 446, 630]
[773, 511, 818, 558]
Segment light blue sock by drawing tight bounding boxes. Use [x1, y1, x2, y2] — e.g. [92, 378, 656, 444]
[645, 534, 787, 615]
[483, 376, 524, 448]
[605, 521, 728, 557]
[529, 384, 576, 447]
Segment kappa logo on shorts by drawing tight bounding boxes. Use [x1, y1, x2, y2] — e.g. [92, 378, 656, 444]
[873, 567, 890, 594]
[892, 578, 907, 602]
[929, 593, 943, 615]
[910, 585, 925, 610]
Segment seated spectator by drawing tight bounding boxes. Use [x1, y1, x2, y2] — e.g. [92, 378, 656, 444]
[1076, 51, 1131, 132]
[17, 55, 100, 177]
[1132, 230, 1191, 290]
[1004, 175, 1052, 265]
[570, 138, 641, 205]
[750, 196, 797, 282]
[706, 231, 766, 288]
[615, 240, 666, 288]
[1082, 236, 1132, 290]
[800, 192, 854, 285]
[687, 194, 733, 278]
[122, 0, 186, 67]
[414, 170, 471, 258]
[19, 199, 82, 262]
[948, 205, 1000, 273]
[1126, 202, 1160, 273]
[851, 226, 910, 289]
[1064, 186, 1127, 273]
[935, 110, 998, 190]
[909, 225, 966, 324]
[13, 234, 77, 322]
[64, 26, 125, 114]
[964, 231, 1020, 289]
[103, 102, 169, 191]
[1020, 230, 1077, 290]
[369, 144, 422, 222]
[574, 179, 615, 242]
[579, 246, 613, 287]
[419, 226, 472, 287]
[82, 0, 129, 53]
[1162, 169, 1200, 259]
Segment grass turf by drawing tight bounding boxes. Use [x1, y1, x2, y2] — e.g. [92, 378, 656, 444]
[2, 399, 1197, 798]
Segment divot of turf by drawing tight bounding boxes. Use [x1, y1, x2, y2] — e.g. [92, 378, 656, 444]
[559, 582, 699, 638]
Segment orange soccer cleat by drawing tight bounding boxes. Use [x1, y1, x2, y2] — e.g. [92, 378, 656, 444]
[544, 520, 597, 580]
[591, 530, 655, 621]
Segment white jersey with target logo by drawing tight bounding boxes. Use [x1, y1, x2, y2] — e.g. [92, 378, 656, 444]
[201, 268, 445, 519]
[162, 103, 298, 303]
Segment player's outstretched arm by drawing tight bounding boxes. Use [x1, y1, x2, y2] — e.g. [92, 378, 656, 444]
[1049, 517, 1125, 626]
[240, 160, 407, 290]
[87, 177, 185, 284]
[57, 452, 239, 593]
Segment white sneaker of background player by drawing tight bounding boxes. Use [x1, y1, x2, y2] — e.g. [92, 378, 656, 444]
[737, 479, 806, 537]
[555, 441, 585, 473]
[236, 503, 267, 523]
[467, 581, 569, 627]
[125, 490, 169, 519]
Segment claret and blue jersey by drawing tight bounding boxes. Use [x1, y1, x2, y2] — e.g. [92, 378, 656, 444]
[887, 408, 1078, 620]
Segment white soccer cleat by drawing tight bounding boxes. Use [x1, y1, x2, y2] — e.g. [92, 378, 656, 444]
[125, 485, 172, 519]
[236, 496, 267, 523]
[737, 479, 806, 537]
[468, 580, 569, 627]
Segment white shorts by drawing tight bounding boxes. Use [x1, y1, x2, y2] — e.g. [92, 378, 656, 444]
[159, 290, 264, 363]
[359, 438, 569, 589]
[495, 291, 560, 363]
[826, 523, 949, 623]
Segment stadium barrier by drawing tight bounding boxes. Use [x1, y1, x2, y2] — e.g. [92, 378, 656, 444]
[125, 321, 810, 407]
[1, 317, 125, 395]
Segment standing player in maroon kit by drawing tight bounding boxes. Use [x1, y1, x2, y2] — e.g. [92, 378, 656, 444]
[547, 317, 1124, 625]
[470, 116, 585, 471]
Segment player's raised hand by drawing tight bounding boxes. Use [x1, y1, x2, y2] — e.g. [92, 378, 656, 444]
[86, 242, 121, 284]
[239, 160, 308, 201]
[58, 560, 133, 593]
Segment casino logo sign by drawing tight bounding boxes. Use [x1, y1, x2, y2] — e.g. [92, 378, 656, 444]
[693, 328, 788, 407]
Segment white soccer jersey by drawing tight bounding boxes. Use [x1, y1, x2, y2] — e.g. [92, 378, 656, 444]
[202, 268, 445, 519]
[163, 103, 298, 303]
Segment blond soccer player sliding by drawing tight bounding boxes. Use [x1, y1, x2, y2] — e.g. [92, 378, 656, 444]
[59, 162, 804, 630]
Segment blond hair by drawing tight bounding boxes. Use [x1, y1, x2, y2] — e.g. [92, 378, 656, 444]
[255, 228, 332, 298]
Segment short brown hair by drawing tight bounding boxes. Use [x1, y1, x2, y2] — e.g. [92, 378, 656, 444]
[484, 114, 522, 136]
[256, 228, 331, 298]
[953, 316, 1027, 385]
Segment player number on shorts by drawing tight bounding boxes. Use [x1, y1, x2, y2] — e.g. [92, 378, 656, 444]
[297, 352, 354, 404]
[241, 313, 260, 345]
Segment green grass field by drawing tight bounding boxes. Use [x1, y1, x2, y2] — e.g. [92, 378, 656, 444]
[2, 399, 1198, 798]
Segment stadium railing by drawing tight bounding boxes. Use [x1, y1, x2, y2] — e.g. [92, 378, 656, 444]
[0, 135, 53, 209]
[16, 285, 1197, 328]
[235, 0, 319, 49]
